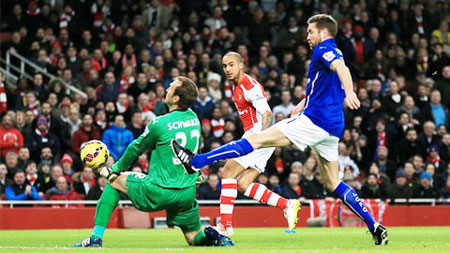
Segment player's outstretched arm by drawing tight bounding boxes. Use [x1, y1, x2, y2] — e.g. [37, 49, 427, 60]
[331, 60, 360, 110]
[111, 121, 158, 173]
[261, 110, 273, 130]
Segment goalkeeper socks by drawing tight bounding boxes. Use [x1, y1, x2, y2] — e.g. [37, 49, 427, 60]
[333, 181, 376, 232]
[91, 226, 105, 240]
[192, 138, 254, 169]
[192, 229, 211, 246]
[220, 178, 238, 228]
[92, 184, 120, 238]
[244, 183, 288, 210]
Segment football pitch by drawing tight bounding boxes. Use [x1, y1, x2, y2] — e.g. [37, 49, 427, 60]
[0, 227, 449, 252]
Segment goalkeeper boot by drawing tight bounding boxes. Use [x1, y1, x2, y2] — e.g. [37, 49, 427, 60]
[372, 223, 388, 245]
[284, 199, 301, 232]
[170, 140, 199, 174]
[74, 236, 102, 247]
[204, 226, 234, 246]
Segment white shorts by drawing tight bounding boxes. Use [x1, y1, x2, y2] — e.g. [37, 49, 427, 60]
[274, 114, 339, 161]
[232, 128, 275, 173]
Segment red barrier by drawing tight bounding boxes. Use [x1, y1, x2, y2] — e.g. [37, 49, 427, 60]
[0, 205, 449, 230]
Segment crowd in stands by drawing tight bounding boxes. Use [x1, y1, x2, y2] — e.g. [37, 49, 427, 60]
[0, 0, 449, 203]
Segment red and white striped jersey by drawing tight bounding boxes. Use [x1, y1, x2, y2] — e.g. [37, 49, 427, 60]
[232, 74, 271, 132]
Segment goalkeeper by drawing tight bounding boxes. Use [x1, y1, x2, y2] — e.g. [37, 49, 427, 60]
[75, 77, 233, 247]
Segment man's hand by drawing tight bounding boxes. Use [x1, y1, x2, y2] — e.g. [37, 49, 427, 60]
[25, 185, 32, 195]
[99, 165, 120, 183]
[344, 91, 360, 110]
[291, 99, 305, 117]
[196, 172, 206, 187]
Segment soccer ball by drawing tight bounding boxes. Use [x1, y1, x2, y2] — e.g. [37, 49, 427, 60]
[80, 140, 109, 170]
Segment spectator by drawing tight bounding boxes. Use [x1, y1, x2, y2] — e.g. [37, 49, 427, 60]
[37, 101, 71, 151]
[46, 176, 82, 205]
[422, 90, 449, 128]
[5, 152, 19, 179]
[388, 169, 413, 199]
[338, 142, 360, 179]
[25, 115, 60, 163]
[0, 163, 13, 195]
[67, 107, 82, 136]
[395, 128, 426, 164]
[268, 174, 282, 195]
[413, 171, 437, 198]
[431, 21, 449, 45]
[425, 145, 446, 175]
[281, 172, 302, 199]
[300, 168, 323, 200]
[211, 107, 225, 138]
[102, 115, 134, 161]
[5, 170, 42, 201]
[396, 96, 423, 127]
[436, 66, 450, 108]
[272, 89, 295, 122]
[197, 174, 221, 200]
[374, 146, 397, 181]
[361, 174, 386, 199]
[97, 72, 120, 103]
[0, 114, 24, 159]
[71, 114, 101, 155]
[25, 161, 45, 196]
[439, 177, 450, 198]
[86, 177, 108, 200]
[127, 72, 152, 100]
[418, 121, 442, 150]
[61, 153, 74, 184]
[73, 167, 96, 196]
[382, 81, 404, 119]
[127, 111, 144, 139]
[135, 93, 156, 122]
[440, 133, 450, 162]
[207, 72, 222, 101]
[192, 86, 215, 121]
[39, 146, 55, 165]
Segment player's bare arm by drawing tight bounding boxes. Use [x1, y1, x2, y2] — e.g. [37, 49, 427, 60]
[290, 99, 305, 117]
[330, 60, 360, 110]
[261, 110, 273, 130]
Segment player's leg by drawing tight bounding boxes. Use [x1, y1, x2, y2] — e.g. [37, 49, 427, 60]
[217, 159, 245, 235]
[166, 187, 233, 246]
[238, 169, 288, 210]
[314, 140, 388, 245]
[237, 168, 299, 231]
[74, 174, 127, 247]
[174, 125, 291, 169]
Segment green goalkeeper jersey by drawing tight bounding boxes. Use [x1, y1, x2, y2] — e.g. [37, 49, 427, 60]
[111, 109, 201, 189]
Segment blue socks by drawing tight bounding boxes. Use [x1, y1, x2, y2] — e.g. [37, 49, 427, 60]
[91, 225, 106, 239]
[333, 182, 376, 232]
[192, 138, 254, 168]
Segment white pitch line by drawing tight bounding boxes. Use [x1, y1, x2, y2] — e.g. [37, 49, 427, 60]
[0, 246, 72, 250]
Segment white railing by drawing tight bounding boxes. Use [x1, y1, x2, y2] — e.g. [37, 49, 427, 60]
[3, 50, 87, 98]
[1, 198, 449, 208]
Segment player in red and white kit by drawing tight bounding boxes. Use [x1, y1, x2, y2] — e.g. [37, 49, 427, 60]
[217, 52, 300, 236]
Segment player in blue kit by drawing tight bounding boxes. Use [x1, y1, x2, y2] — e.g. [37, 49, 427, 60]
[172, 14, 388, 245]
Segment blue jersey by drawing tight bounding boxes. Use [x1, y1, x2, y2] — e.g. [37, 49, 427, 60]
[303, 38, 346, 138]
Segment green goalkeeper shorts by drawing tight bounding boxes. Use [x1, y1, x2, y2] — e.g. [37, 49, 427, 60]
[125, 172, 201, 232]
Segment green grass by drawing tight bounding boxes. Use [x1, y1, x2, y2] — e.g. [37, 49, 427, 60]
[0, 227, 449, 252]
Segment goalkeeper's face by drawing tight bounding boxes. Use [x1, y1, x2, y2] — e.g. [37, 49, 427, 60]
[222, 55, 243, 83]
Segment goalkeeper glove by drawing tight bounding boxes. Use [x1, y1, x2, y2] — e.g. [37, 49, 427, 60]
[99, 165, 120, 183]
